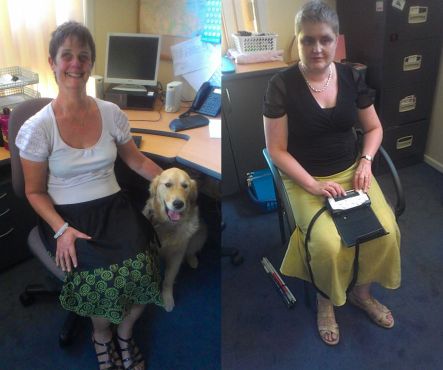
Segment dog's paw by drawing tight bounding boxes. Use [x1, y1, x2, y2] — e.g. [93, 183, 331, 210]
[162, 291, 175, 312]
[186, 255, 199, 269]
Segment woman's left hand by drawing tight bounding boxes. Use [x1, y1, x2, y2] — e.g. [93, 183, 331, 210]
[353, 159, 372, 193]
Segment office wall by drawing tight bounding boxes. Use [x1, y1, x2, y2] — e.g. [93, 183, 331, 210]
[256, 0, 335, 62]
[425, 46, 443, 173]
[93, 0, 139, 78]
[92, 0, 175, 88]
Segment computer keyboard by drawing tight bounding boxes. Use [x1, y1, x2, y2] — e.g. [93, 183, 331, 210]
[112, 85, 148, 92]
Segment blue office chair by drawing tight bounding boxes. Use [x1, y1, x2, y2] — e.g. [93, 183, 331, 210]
[263, 136, 405, 308]
[8, 98, 80, 347]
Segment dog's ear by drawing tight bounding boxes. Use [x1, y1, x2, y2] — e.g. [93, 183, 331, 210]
[149, 175, 160, 199]
[189, 178, 198, 205]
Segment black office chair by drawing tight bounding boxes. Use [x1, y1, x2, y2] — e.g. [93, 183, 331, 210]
[8, 98, 80, 347]
[263, 136, 405, 308]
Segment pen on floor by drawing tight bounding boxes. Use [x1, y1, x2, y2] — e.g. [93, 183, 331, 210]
[261, 258, 295, 308]
[262, 257, 297, 304]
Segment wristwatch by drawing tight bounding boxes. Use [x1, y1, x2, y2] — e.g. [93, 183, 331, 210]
[361, 154, 373, 162]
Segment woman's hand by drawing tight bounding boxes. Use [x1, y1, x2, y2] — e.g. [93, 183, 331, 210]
[353, 160, 372, 193]
[55, 227, 91, 272]
[308, 181, 346, 198]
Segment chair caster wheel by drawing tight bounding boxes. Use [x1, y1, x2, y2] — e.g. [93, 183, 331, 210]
[19, 292, 34, 307]
[231, 254, 244, 266]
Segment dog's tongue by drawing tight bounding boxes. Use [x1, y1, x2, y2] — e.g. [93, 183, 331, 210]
[168, 210, 181, 221]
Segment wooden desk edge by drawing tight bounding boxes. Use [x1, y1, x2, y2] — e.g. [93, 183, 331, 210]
[234, 61, 288, 74]
[127, 108, 221, 179]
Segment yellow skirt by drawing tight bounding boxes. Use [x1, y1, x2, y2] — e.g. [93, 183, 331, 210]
[280, 162, 401, 306]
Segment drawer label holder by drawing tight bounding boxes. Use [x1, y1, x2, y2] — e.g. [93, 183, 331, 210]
[408, 6, 428, 24]
[403, 55, 422, 71]
[396, 135, 414, 150]
[399, 95, 417, 112]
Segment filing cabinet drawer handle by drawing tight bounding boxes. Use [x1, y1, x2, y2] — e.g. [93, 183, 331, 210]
[0, 208, 11, 217]
[403, 55, 422, 71]
[0, 192, 6, 200]
[408, 6, 428, 24]
[399, 95, 416, 113]
[396, 135, 413, 150]
[0, 227, 14, 239]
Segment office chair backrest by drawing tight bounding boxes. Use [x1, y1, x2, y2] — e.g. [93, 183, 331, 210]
[8, 98, 66, 280]
[263, 148, 296, 238]
[8, 98, 53, 198]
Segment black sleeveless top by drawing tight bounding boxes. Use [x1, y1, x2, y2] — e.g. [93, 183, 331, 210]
[263, 62, 373, 176]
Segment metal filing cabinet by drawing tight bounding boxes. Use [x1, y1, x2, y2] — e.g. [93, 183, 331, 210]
[337, 0, 443, 167]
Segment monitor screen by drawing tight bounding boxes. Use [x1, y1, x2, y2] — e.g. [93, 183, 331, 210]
[105, 33, 161, 88]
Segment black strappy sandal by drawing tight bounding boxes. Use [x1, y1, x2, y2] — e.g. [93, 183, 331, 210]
[117, 335, 145, 370]
[92, 336, 124, 370]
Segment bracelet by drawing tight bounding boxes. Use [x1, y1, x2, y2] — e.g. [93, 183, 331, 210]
[54, 222, 69, 239]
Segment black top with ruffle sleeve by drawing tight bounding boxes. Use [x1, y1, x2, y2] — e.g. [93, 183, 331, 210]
[263, 62, 373, 176]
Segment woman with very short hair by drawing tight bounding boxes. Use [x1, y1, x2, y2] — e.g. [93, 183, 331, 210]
[16, 21, 162, 369]
[263, 1, 401, 345]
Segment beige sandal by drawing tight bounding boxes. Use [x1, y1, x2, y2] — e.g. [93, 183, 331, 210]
[317, 299, 340, 345]
[348, 292, 394, 329]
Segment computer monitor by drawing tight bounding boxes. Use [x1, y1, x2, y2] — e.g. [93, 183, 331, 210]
[104, 32, 161, 92]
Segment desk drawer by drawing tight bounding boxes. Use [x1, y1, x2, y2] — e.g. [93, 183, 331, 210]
[0, 207, 14, 236]
[0, 183, 13, 232]
[0, 176, 34, 271]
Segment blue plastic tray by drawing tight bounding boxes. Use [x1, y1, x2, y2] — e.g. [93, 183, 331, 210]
[247, 169, 277, 212]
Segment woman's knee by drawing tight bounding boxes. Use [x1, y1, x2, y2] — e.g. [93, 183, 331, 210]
[309, 232, 342, 260]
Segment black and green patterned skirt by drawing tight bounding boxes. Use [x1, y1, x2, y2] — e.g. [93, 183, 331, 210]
[38, 191, 163, 324]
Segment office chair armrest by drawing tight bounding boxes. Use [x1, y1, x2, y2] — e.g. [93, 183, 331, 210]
[355, 128, 405, 219]
[377, 145, 405, 219]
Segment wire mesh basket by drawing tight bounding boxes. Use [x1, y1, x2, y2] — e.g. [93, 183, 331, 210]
[0, 66, 39, 90]
[232, 33, 278, 54]
[0, 87, 41, 110]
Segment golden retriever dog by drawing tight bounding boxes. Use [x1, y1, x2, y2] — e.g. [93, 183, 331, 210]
[142, 167, 207, 312]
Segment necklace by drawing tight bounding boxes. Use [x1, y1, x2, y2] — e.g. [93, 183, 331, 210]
[299, 62, 333, 93]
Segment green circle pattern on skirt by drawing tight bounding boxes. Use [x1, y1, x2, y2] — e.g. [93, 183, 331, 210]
[59, 252, 163, 324]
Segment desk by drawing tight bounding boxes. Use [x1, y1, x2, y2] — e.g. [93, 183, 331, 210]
[0, 147, 9, 164]
[0, 147, 35, 271]
[124, 106, 221, 180]
[0, 107, 221, 180]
